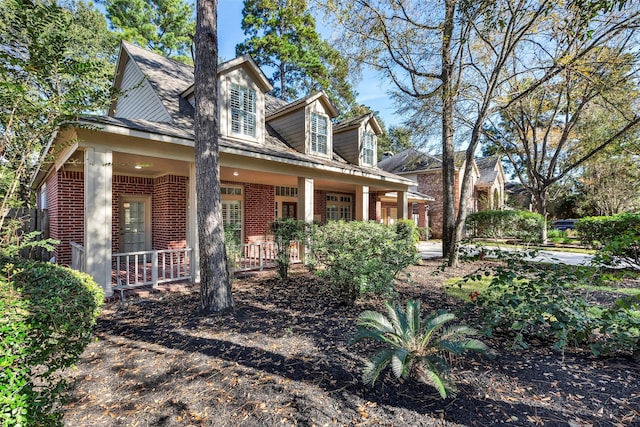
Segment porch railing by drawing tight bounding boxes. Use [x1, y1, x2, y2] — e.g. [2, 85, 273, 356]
[113, 248, 192, 289]
[71, 242, 85, 272]
[230, 241, 301, 273]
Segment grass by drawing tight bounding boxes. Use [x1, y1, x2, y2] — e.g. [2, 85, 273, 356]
[472, 240, 596, 255]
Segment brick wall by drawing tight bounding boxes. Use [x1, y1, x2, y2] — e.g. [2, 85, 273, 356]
[244, 183, 274, 243]
[369, 192, 382, 223]
[418, 170, 443, 238]
[52, 171, 84, 266]
[153, 175, 187, 249]
[314, 190, 326, 223]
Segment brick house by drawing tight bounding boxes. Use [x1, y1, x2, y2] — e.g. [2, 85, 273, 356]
[32, 42, 430, 297]
[378, 149, 505, 239]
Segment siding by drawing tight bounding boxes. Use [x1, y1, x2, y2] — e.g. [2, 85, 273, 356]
[333, 127, 360, 165]
[268, 108, 306, 152]
[113, 59, 171, 122]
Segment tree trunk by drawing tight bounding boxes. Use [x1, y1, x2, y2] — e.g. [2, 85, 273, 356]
[535, 192, 548, 244]
[194, 0, 233, 313]
[441, 0, 456, 258]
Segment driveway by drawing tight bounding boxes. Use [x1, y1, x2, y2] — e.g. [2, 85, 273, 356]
[418, 241, 594, 266]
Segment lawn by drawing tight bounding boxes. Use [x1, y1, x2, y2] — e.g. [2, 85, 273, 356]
[62, 260, 640, 427]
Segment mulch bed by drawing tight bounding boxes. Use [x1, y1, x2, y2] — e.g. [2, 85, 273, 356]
[62, 260, 640, 426]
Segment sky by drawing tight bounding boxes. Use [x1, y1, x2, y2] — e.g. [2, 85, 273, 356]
[217, 0, 402, 127]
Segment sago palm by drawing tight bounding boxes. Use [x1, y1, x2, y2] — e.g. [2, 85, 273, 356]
[351, 299, 489, 398]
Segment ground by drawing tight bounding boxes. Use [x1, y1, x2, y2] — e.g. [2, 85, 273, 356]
[62, 260, 640, 427]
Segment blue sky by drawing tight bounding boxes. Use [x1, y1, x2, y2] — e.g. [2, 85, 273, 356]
[217, 0, 402, 127]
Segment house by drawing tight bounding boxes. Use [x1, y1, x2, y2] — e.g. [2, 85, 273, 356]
[378, 149, 505, 239]
[31, 42, 431, 297]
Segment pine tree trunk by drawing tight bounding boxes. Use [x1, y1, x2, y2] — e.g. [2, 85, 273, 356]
[194, 0, 233, 313]
[441, 0, 456, 258]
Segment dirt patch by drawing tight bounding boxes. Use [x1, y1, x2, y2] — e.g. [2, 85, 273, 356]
[63, 260, 640, 426]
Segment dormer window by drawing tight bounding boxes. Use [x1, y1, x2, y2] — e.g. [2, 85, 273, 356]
[362, 131, 375, 165]
[311, 112, 328, 155]
[230, 84, 256, 138]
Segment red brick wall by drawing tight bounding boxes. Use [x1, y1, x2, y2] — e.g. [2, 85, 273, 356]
[112, 175, 154, 252]
[418, 171, 444, 239]
[244, 183, 274, 243]
[314, 190, 326, 223]
[52, 171, 84, 266]
[153, 175, 187, 250]
[369, 192, 382, 223]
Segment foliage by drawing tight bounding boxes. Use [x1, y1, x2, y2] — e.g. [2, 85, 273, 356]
[351, 300, 489, 398]
[270, 218, 312, 280]
[0, 258, 103, 426]
[463, 248, 596, 351]
[101, 0, 195, 63]
[377, 126, 416, 160]
[237, 0, 356, 109]
[312, 221, 418, 304]
[224, 227, 241, 272]
[590, 295, 640, 356]
[577, 213, 640, 270]
[466, 210, 544, 244]
[0, 0, 116, 228]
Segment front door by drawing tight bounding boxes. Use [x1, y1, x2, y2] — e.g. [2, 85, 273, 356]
[120, 197, 150, 253]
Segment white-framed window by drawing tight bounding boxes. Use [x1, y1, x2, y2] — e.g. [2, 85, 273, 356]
[221, 185, 243, 243]
[311, 112, 328, 155]
[361, 131, 375, 165]
[230, 84, 256, 138]
[275, 186, 298, 197]
[326, 193, 352, 221]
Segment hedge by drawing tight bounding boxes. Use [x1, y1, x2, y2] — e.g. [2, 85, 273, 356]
[1, 258, 104, 426]
[465, 210, 544, 244]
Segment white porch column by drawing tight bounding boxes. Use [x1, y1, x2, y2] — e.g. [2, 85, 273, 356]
[84, 147, 113, 297]
[355, 185, 369, 221]
[397, 190, 408, 220]
[297, 177, 314, 223]
[188, 163, 200, 283]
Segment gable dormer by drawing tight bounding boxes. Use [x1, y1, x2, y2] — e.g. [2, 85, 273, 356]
[181, 55, 273, 144]
[333, 113, 382, 167]
[266, 92, 338, 159]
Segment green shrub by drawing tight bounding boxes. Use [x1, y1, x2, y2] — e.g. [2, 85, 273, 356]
[464, 249, 595, 351]
[577, 213, 640, 270]
[1, 258, 104, 426]
[351, 300, 489, 398]
[312, 221, 418, 304]
[270, 218, 312, 280]
[416, 226, 431, 241]
[466, 210, 544, 244]
[590, 296, 640, 357]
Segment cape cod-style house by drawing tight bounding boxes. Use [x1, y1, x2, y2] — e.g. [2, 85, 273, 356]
[32, 42, 431, 297]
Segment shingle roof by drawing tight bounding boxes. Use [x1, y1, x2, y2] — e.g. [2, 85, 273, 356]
[377, 149, 468, 174]
[476, 156, 500, 185]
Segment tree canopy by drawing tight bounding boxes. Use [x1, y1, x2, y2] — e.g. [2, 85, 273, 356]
[237, 0, 356, 111]
[0, 0, 116, 229]
[101, 0, 195, 63]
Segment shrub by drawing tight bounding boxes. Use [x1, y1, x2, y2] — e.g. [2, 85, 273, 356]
[464, 248, 595, 351]
[466, 210, 544, 244]
[351, 300, 489, 398]
[590, 296, 640, 357]
[577, 213, 640, 270]
[416, 226, 431, 241]
[312, 221, 418, 303]
[270, 218, 312, 280]
[1, 258, 104, 426]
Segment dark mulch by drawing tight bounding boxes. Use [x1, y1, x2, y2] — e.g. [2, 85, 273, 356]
[63, 260, 640, 427]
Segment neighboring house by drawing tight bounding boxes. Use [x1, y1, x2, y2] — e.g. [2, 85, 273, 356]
[31, 42, 430, 297]
[378, 149, 505, 239]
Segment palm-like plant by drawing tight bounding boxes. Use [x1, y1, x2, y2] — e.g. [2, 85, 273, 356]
[351, 299, 489, 398]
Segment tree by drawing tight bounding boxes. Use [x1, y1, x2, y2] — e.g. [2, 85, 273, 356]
[0, 0, 116, 231]
[484, 46, 640, 240]
[237, 0, 356, 110]
[329, 0, 640, 262]
[101, 0, 195, 63]
[194, 0, 233, 313]
[377, 125, 415, 159]
[575, 150, 640, 216]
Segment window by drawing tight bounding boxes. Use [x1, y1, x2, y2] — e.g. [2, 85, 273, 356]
[361, 131, 375, 165]
[230, 84, 256, 138]
[311, 112, 328, 155]
[221, 185, 243, 243]
[275, 186, 298, 197]
[326, 193, 352, 221]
